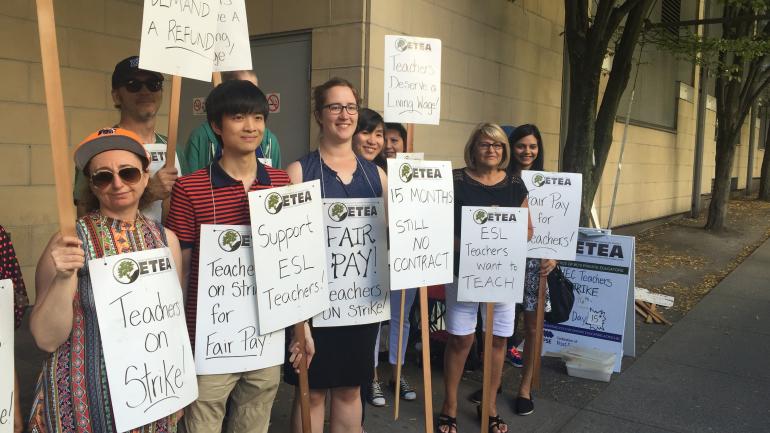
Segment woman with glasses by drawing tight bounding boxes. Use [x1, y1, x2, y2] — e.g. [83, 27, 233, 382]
[28, 128, 185, 432]
[438, 123, 532, 433]
[285, 78, 388, 433]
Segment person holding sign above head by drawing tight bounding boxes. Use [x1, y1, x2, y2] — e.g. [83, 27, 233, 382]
[506, 123, 556, 416]
[438, 123, 532, 433]
[182, 70, 283, 173]
[74, 56, 179, 219]
[166, 80, 302, 433]
[284, 78, 387, 433]
[28, 127, 185, 432]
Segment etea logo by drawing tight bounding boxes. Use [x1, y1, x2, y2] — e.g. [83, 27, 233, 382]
[531, 172, 572, 188]
[395, 38, 433, 52]
[398, 163, 443, 183]
[218, 229, 242, 252]
[473, 209, 488, 225]
[113, 258, 140, 284]
[264, 189, 313, 214]
[328, 202, 348, 222]
[576, 241, 624, 259]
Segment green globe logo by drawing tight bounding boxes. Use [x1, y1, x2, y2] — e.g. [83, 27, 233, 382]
[328, 202, 348, 222]
[532, 173, 546, 187]
[218, 229, 242, 252]
[395, 38, 408, 52]
[264, 192, 283, 214]
[473, 209, 489, 225]
[113, 258, 140, 284]
[398, 163, 414, 183]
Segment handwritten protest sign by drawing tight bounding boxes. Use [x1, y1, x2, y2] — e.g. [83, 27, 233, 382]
[143, 143, 181, 222]
[543, 233, 635, 372]
[248, 181, 329, 334]
[89, 248, 197, 431]
[522, 170, 582, 261]
[139, 0, 220, 81]
[396, 152, 424, 160]
[457, 207, 528, 303]
[212, 0, 252, 71]
[0, 280, 12, 433]
[195, 225, 284, 375]
[384, 35, 442, 125]
[388, 160, 453, 289]
[314, 199, 389, 327]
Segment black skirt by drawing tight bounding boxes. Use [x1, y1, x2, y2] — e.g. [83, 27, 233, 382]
[284, 322, 379, 389]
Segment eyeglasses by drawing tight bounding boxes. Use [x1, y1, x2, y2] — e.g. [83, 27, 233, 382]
[123, 78, 163, 93]
[477, 142, 504, 151]
[90, 167, 143, 188]
[322, 103, 359, 115]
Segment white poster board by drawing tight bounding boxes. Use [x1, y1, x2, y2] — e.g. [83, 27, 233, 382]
[384, 35, 442, 125]
[522, 170, 582, 261]
[139, 0, 220, 81]
[387, 160, 454, 289]
[457, 207, 528, 303]
[314, 199, 390, 327]
[212, 0, 252, 71]
[542, 233, 635, 372]
[143, 143, 182, 223]
[89, 249, 197, 432]
[0, 279, 12, 433]
[195, 225, 284, 375]
[396, 152, 424, 160]
[248, 181, 329, 334]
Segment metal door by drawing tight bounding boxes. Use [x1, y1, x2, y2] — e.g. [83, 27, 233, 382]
[177, 32, 311, 170]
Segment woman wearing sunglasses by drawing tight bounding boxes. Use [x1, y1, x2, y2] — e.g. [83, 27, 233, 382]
[28, 128, 185, 432]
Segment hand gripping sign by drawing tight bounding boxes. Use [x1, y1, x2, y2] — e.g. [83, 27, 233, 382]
[248, 180, 330, 334]
[314, 198, 390, 327]
[0, 280, 13, 433]
[89, 248, 197, 432]
[195, 225, 285, 375]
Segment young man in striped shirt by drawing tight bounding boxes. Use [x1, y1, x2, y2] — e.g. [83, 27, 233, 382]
[166, 80, 307, 433]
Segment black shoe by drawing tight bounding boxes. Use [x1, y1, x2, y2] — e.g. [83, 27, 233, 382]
[468, 386, 502, 405]
[514, 395, 534, 416]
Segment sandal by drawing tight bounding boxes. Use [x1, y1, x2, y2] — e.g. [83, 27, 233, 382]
[436, 413, 458, 433]
[488, 415, 508, 433]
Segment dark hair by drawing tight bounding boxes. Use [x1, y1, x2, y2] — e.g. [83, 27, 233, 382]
[220, 70, 256, 82]
[385, 122, 408, 152]
[312, 77, 361, 128]
[355, 108, 384, 135]
[507, 123, 545, 174]
[206, 80, 269, 131]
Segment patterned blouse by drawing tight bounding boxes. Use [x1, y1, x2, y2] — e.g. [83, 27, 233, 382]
[0, 225, 28, 329]
[29, 212, 178, 433]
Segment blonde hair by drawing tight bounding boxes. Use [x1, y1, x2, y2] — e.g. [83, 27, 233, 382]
[463, 123, 510, 171]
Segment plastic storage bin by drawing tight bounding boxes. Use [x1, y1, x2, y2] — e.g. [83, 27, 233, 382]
[560, 347, 616, 382]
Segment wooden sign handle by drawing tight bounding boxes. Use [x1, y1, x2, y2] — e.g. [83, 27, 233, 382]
[212, 71, 222, 86]
[35, 0, 76, 237]
[479, 303, 494, 433]
[531, 273, 547, 389]
[419, 285, 434, 433]
[293, 322, 312, 433]
[393, 291, 407, 420]
[161, 75, 182, 223]
[406, 123, 415, 152]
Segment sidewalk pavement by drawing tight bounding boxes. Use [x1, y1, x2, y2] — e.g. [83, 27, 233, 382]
[289, 237, 770, 433]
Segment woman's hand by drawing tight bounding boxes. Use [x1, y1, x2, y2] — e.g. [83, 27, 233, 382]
[288, 322, 315, 373]
[49, 234, 84, 279]
[540, 259, 557, 276]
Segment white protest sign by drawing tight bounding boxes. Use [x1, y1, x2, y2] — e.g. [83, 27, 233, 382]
[314, 199, 390, 327]
[384, 35, 441, 125]
[195, 225, 284, 375]
[139, 0, 219, 81]
[0, 279, 12, 433]
[89, 248, 197, 432]
[388, 160, 454, 289]
[143, 143, 182, 223]
[457, 207, 528, 303]
[249, 180, 329, 334]
[522, 170, 582, 261]
[542, 233, 635, 372]
[635, 287, 674, 308]
[212, 0, 251, 71]
[396, 152, 424, 160]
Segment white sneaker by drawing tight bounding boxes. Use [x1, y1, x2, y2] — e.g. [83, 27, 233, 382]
[367, 380, 386, 407]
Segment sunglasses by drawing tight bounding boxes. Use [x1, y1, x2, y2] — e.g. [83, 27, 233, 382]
[123, 78, 163, 93]
[90, 167, 143, 188]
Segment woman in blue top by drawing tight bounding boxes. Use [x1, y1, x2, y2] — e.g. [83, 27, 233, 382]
[285, 77, 387, 433]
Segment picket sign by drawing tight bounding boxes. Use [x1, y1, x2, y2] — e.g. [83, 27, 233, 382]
[145, 143, 181, 222]
[0, 280, 13, 433]
[89, 248, 197, 432]
[195, 225, 284, 375]
[314, 199, 390, 327]
[384, 35, 442, 125]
